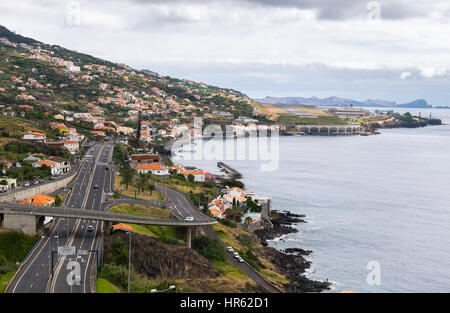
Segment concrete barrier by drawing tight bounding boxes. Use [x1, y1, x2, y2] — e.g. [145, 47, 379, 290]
[0, 170, 78, 203]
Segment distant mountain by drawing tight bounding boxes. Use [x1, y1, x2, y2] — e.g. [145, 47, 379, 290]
[254, 96, 431, 108]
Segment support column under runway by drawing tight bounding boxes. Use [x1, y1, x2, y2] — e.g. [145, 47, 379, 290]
[186, 227, 192, 249]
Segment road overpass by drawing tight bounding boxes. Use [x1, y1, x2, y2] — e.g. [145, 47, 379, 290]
[0, 202, 216, 227]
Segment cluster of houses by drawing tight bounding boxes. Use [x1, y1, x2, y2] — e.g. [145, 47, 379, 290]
[22, 122, 84, 155]
[128, 153, 211, 182]
[23, 154, 71, 176]
[208, 186, 271, 223]
[1, 35, 260, 147]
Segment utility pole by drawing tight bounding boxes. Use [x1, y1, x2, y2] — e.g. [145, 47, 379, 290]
[128, 231, 131, 293]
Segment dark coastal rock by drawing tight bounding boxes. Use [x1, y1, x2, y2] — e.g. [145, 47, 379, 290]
[257, 245, 331, 293]
[254, 210, 305, 246]
[253, 209, 330, 293]
[284, 247, 313, 256]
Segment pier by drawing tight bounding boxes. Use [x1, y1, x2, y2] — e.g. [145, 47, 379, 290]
[217, 162, 242, 179]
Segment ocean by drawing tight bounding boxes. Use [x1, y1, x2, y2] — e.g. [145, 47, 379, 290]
[172, 108, 450, 292]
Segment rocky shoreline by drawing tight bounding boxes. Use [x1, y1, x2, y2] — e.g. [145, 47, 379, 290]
[254, 210, 331, 293]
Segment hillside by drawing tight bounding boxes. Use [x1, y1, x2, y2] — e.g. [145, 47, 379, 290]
[0, 25, 256, 142]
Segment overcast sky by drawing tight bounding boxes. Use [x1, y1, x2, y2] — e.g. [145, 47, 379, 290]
[2, 0, 450, 105]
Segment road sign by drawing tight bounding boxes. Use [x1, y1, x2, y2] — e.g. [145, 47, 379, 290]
[77, 249, 88, 256]
[58, 246, 76, 256]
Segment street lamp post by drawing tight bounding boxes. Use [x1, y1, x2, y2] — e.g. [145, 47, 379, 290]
[127, 231, 131, 293]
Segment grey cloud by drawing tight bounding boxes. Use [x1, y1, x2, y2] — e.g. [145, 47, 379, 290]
[125, 0, 439, 20]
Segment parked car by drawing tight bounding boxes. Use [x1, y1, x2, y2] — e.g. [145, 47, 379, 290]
[49, 176, 56, 180]
[33, 180, 39, 185]
[38, 178, 44, 183]
[24, 182, 30, 187]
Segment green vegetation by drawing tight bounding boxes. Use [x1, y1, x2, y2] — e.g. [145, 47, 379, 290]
[211, 260, 247, 278]
[219, 218, 237, 228]
[110, 204, 171, 219]
[112, 143, 126, 166]
[0, 232, 39, 265]
[100, 264, 177, 293]
[395, 112, 414, 123]
[191, 235, 226, 261]
[5, 162, 51, 182]
[221, 179, 244, 189]
[115, 173, 164, 201]
[96, 278, 119, 293]
[0, 272, 15, 293]
[0, 232, 39, 292]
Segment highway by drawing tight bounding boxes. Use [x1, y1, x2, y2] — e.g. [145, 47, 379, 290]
[6, 142, 278, 293]
[7, 142, 113, 293]
[49, 142, 113, 293]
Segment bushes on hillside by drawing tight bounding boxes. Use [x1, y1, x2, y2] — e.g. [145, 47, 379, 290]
[219, 218, 237, 228]
[191, 235, 226, 261]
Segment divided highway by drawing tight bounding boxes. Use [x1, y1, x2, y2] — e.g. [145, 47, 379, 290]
[7, 142, 113, 293]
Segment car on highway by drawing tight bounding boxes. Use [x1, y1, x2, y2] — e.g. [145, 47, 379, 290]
[234, 252, 240, 259]
[238, 257, 245, 263]
[227, 246, 234, 253]
[93, 184, 99, 189]
[184, 216, 194, 222]
[87, 225, 93, 232]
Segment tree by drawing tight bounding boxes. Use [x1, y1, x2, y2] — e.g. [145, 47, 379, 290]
[54, 195, 62, 206]
[244, 216, 252, 226]
[120, 166, 136, 190]
[147, 182, 155, 195]
[136, 172, 149, 193]
[187, 174, 195, 183]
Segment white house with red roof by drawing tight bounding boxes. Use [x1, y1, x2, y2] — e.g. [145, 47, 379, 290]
[23, 131, 46, 142]
[136, 163, 169, 176]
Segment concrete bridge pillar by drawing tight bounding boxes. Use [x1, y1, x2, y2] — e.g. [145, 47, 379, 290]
[103, 221, 111, 235]
[3, 213, 38, 234]
[194, 227, 199, 237]
[186, 227, 192, 249]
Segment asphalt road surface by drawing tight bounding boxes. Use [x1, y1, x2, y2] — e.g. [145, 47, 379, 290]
[8, 142, 113, 293]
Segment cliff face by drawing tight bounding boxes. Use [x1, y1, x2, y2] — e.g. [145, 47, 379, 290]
[104, 232, 219, 280]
